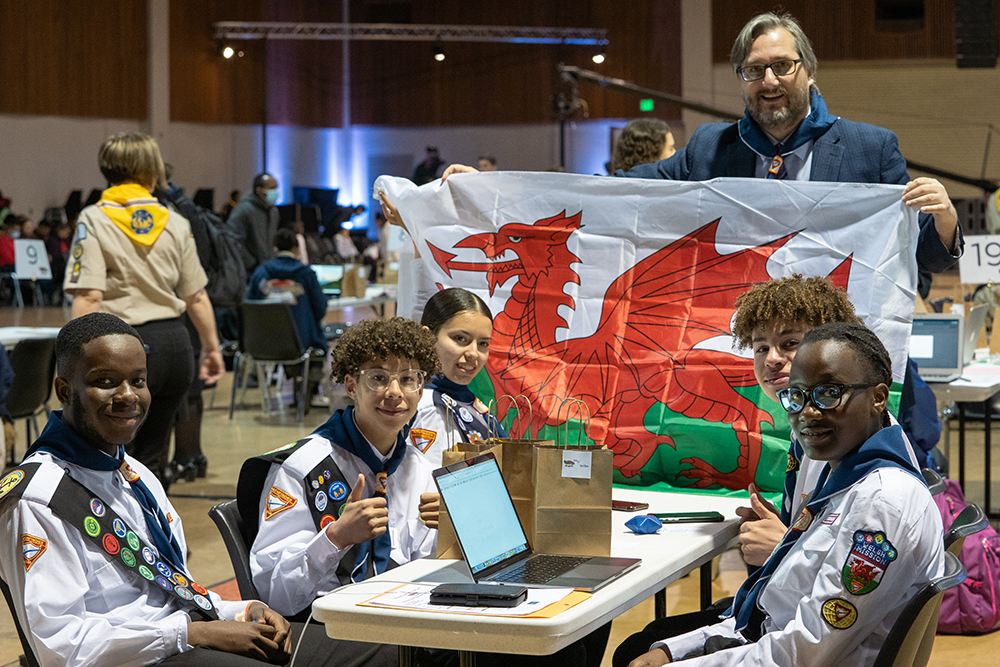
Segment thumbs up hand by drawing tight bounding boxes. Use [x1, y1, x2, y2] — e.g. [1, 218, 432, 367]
[325, 474, 389, 549]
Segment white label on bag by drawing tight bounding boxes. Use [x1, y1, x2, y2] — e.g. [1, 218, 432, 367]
[561, 451, 592, 479]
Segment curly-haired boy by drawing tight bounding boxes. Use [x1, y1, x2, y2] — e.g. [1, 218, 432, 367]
[239, 317, 440, 652]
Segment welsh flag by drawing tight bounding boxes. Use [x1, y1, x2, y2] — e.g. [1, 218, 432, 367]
[376, 173, 919, 493]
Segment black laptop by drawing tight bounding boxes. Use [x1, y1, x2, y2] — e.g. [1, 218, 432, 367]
[432, 453, 640, 592]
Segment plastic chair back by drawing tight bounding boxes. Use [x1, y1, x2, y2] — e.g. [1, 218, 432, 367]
[944, 502, 989, 556]
[208, 499, 260, 601]
[873, 551, 966, 667]
[920, 468, 946, 496]
[239, 301, 306, 362]
[6, 338, 57, 458]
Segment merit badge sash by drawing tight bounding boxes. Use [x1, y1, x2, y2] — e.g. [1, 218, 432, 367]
[0, 463, 218, 620]
[302, 457, 362, 588]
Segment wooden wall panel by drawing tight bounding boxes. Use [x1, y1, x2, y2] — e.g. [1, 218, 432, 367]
[711, 0, 962, 66]
[170, 0, 680, 128]
[0, 0, 147, 119]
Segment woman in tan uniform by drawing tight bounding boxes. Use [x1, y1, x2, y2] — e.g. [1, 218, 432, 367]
[64, 132, 223, 488]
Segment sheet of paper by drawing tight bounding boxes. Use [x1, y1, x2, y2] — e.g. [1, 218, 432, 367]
[359, 583, 575, 616]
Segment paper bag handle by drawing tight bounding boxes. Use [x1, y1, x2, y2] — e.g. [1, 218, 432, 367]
[496, 394, 532, 438]
[555, 397, 591, 447]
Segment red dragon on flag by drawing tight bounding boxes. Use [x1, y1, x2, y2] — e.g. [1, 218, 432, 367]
[427, 210, 852, 491]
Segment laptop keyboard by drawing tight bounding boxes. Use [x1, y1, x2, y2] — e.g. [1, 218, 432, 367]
[488, 555, 591, 585]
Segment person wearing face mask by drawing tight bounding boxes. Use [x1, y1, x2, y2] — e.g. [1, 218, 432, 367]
[409, 288, 507, 468]
[227, 172, 281, 275]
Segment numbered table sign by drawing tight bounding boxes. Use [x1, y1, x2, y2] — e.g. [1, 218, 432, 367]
[13, 239, 52, 280]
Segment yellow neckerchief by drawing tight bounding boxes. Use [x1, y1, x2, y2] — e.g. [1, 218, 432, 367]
[96, 184, 169, 246]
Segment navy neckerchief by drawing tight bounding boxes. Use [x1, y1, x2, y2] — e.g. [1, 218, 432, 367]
[311, 406, 407, 581]
[738, 89, 839, 159]
[26, 411, 187, 572]
[731, 425, 922, 642]
[780, 437, 805, 526]
[426, 375, 508, 441]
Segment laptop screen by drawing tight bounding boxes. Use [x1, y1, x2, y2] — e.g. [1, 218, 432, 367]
[910, 314, 963, 377]
[311, 265, 345, 295]
[435, 456, 529, 574]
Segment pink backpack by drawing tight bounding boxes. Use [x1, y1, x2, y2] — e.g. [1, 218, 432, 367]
[934, 479, 1000, 634]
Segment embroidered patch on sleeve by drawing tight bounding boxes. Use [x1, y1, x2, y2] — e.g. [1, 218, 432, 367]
[264, 486, 298, 520]
[409, 428, 437, 454]
[822, 598, 858, 629]
[0, 470, 25, 499]
[22, 534, 47, 572]
[842, 530, 897, 595]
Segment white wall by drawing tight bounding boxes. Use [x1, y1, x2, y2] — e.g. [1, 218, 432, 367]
[0, 116, 629, 220]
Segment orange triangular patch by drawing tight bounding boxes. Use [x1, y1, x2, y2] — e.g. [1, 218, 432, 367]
[265, 486, 297, 520]
[22, 534, 47, 572]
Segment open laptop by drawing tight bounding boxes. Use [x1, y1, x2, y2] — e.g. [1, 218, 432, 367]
[910, 313, 964, 383]
[963, 303, 989, 367]
[433, 453, 640, 592]
[311, 264, 345, 296]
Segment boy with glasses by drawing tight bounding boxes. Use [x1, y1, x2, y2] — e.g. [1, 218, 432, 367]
[240, 318, 439, 653]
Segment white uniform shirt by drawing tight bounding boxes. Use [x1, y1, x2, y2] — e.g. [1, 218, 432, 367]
[0, 451, 245, 667]
[657, 467, 944, 666]
[791, 414, 919, 520]
[250, 434, 437, 617]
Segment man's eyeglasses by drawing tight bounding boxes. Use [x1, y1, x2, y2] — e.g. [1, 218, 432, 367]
[777, 383, 874, 414]
[738, 59, 803, 82]
[357, 369, 426, 394]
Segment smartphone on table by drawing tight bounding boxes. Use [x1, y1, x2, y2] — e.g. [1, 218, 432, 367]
[612, 499, 650, 512]
[651, 511, 725, 523]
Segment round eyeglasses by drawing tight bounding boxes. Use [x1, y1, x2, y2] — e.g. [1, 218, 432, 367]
[738, 58, 803, 82]
[357, 369, 426, 394]
[777, 383, 874, 414]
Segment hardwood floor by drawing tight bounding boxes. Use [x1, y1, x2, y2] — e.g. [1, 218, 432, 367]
[0, 302, 998, 665]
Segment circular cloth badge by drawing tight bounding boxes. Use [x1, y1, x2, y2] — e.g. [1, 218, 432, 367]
[459, 407, 474, 423]
[191, 582, 207, 596]
[330, 481, 348, 501]
[126, 531, 140, 551]
[154, 575, 173, 591]
[156, 562, 172, 578]
[142, 547, 155, 565]
[174, 585, 194, 600]
[320, 514, 336, 528]
[84, 517, 101, 537]
[112, 518, 127, 538]
[194, 594, 213, 611]
[121, 549, 136, 568]
[139, 565, 155, 581]
[89, 498, 106, 517]
[171, 572, 189, 588]
[822, 598, 858, 629]
[315, 491, 329, 512]
[102, 534, 120, 555]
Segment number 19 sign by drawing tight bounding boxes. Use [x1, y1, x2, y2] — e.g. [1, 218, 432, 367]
[959, 235, 1000, 285]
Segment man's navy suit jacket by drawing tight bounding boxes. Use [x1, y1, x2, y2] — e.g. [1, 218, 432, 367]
[622, 119, 959, 275]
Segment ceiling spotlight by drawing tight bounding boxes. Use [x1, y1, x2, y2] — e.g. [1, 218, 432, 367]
[221, 43, 234, 59]
[592, 51, 606, 64]
[433, 41, 445, 62]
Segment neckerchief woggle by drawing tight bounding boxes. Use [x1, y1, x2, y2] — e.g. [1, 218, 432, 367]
[729, 425, 922, 642]
[311, 406, 407, 582]
[426, 375, 508, 442]
[97, 183, 170, 246]
[780, 437, 805, 526]
[737, 88, 839, 161]
[26, 411, 187, 573]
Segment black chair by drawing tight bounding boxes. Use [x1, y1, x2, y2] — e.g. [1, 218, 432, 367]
[920, 468, 946, 496]
[208, 499, 259, 601]
[229, 301, 315, 423]
[6, 338, 57, 465]
[872, 550, 966, 667]
[1, 578, 41, 667]
[944, 502, 989, 556]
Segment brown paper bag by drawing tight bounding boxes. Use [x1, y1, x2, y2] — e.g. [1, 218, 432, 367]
[340, 263, 368, 298]
[531, 399, 613, 557]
